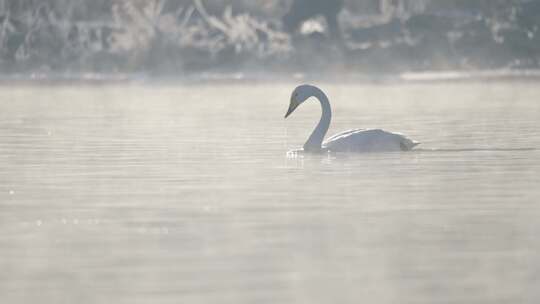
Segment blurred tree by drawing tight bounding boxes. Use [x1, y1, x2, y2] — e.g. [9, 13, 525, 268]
[0, 0, 538, 71]
[282, 0, 344, 38]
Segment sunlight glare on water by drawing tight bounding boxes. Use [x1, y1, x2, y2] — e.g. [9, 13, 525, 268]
[0, 82, 539, 304]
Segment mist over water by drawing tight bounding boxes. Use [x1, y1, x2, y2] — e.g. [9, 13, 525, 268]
[1, 82, 539, 303]
[1, 1, 540, 303]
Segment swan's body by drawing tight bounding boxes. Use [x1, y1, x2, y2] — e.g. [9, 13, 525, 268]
[285, 85, 419, 153]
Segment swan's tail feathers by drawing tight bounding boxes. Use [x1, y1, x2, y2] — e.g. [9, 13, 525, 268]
[400, 139, 420, 151]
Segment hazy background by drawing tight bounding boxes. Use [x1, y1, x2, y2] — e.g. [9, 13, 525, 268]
[0, 0, 539, 76]
[2, 1, 540, 304]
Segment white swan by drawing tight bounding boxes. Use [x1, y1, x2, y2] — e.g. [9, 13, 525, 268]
[285, 84, 419, 153]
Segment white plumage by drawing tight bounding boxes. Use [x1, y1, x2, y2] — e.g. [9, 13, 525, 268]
[285, 85, 419, 153]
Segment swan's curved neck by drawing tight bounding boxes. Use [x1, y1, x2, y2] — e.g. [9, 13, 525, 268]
[304, 87, 332, 152]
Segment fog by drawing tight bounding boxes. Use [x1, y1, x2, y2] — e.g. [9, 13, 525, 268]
[1, 2, 540, 304]
[0, 0, 539, 77]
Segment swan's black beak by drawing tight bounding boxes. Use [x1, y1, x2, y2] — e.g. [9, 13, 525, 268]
[284, 97, 298, 119]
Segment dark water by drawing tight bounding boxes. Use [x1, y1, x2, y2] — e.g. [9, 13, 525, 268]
[1, 82, 539, 303]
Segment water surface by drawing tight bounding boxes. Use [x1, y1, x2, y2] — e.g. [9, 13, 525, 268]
[1, 82, 539, 303]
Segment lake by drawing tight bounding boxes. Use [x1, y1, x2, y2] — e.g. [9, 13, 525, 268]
[1, 81, 539, 303]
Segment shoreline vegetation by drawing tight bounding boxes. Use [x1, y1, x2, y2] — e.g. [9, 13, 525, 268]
[0, 0, 539, 76]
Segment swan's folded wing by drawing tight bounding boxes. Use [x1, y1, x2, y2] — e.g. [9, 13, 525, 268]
[323, 129, 419, 152]
[323, 128, 365, 143]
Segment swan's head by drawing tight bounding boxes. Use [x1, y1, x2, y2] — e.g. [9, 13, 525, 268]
[285, 84, 316, 118]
